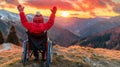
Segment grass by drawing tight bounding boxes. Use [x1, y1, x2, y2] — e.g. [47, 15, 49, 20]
[1, 45, 120, 67]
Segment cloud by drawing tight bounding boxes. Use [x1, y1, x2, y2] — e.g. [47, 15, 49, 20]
[24, 0, 74, 10]
[70, 13, 80, 17]
[113, 4, 120, 13]
[0, 0, 19, 8]
[22, 0, 118, 16]
[0, 0, 120, 16]
[5, 0, 19, 5]
[23, 0, 114, 11]
[0, 0, 118, 10]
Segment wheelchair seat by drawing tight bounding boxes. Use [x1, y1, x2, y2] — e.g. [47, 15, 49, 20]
[26, 31, 47, 51]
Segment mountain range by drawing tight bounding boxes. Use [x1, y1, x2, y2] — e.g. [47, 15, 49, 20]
[0, 9, 120, 48]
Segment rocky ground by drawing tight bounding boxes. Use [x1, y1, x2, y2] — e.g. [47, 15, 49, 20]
[0, 44, 120, 67]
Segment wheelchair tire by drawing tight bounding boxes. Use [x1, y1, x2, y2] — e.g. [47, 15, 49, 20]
[22, 40, 28, 66]
[46, 41, 52, 67]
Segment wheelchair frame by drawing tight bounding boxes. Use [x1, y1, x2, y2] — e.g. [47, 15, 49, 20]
[22, 39, 52, 67]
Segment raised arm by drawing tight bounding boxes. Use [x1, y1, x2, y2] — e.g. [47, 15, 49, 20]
[45, 6, 57, 30]
[17, 5, 30, 29]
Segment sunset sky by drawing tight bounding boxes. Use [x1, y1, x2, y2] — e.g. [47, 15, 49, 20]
[0, 0, 120, 18]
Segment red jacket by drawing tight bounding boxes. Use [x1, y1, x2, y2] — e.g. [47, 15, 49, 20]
[19, 12, 55, 34]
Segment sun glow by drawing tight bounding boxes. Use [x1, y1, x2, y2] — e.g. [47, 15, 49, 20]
[61, 12, 70, 17]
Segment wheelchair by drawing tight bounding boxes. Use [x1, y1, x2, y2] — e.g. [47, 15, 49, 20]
[22, 31, 52, 67]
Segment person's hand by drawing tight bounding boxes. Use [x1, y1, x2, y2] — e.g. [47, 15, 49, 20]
[17, 4, 24, 12]
[51, 6, 57, 14]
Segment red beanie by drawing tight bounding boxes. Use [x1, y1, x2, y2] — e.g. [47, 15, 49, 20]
[33, 12, 44, 23]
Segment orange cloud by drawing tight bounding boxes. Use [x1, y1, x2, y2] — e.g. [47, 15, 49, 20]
[113, 3, 120, 13]
[0, 0, 118, 11]
[22, 0, 120, 15]
[5, 0, 19, 5]
[23, 0, 74, 10]
[0, 0, 120, 18]
[0, 0, 19, 8]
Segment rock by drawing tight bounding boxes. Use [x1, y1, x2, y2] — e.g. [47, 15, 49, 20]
[92, 53, 97, 57]
[83, 57, 91, 63]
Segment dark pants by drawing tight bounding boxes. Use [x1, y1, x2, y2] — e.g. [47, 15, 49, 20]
[27, 31, 47, 60]
[33, 50, 46, 60]
[30, 39, 47, 60]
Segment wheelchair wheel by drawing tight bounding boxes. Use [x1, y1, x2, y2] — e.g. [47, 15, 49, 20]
[46, 41, 53, 67]
[22, 40, 28, 66]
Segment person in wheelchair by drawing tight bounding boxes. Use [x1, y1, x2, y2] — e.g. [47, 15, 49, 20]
[17, 5, 57, 61]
